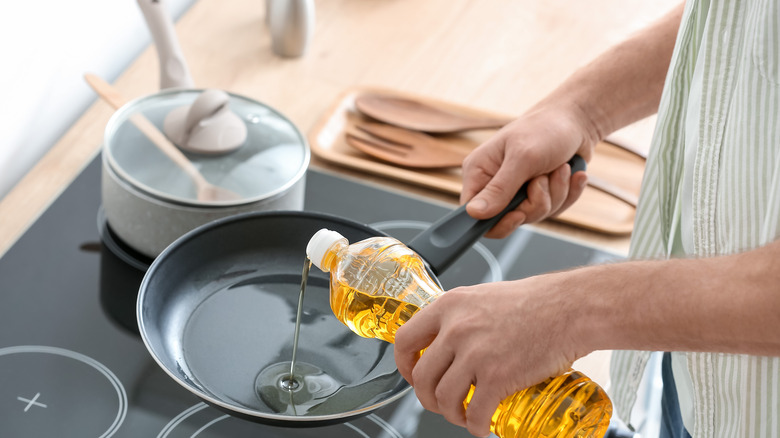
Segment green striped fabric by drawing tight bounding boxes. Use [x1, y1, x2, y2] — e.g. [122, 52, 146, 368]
[609, 0, 780, 436]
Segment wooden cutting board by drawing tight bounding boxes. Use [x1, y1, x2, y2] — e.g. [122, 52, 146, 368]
[308, 87, 645, 236]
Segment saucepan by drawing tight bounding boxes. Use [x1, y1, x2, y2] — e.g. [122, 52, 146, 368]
[100, 87, 310, 258]
[98, 0, 310, 259]
[136, 156, 585, 426]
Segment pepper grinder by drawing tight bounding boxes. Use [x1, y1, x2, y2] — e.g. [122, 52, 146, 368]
[268, 0, 315, 58]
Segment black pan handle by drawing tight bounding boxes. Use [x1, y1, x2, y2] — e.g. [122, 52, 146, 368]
[407, 155, 586, 276]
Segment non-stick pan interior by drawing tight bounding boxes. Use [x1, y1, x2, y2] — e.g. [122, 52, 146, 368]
[137, 211, 411, 426]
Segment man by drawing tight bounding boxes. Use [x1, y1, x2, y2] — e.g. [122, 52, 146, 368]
[394, 2, 780, 437]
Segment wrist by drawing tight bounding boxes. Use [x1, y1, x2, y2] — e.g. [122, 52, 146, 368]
[540, 82, 613, 150]
[568, 259, 678, 353]
[560, 262, 632, 355]
[522, 97, 601, 162]
[528, 266, 608, 362]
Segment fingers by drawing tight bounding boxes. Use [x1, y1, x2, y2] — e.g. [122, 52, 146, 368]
[407, 341, 461, 418]
[459, 162, 496, 208]
[547, 164, 572, 216]
[482, 210, 527, 239]
[521, 163, 569, 224]
[464, 385, 502, 438]
[480, 163, 583, 238]
[433, 363, 472, 428]
[464, 158, 534, 221]
[398, 326, 494, 433]
[558, 169, 588, 214]
[413, 349, 503, 437]
[395, 308, 468, 421]
[395, 298, 485, 428]
[394, 307, 440, 386]
[459, 139, 504, 207]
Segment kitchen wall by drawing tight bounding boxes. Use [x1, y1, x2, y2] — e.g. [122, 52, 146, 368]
[0, 0, 197, 201]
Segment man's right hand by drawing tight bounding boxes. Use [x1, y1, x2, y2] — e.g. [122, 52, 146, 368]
[460, 104, 594, 238]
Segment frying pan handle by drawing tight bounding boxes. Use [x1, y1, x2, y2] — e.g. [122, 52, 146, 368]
[406, 155, 586, 276]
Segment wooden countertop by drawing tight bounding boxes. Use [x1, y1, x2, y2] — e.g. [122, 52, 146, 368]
[0, 0, 678, 387]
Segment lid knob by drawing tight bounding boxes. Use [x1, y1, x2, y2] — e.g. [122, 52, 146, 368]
[163, 89, 248, 155]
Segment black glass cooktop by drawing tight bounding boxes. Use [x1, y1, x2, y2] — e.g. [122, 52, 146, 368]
[0, 156, 620, 437]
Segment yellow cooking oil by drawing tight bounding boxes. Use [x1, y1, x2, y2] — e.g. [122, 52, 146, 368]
[306, 229, 613, 438]
[329, 275, 425, 343]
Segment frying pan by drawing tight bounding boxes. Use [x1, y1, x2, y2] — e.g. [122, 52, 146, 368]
[137, 156, 585, 427]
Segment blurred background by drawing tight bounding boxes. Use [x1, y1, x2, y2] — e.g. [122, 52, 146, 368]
[0, 0, 196, 201]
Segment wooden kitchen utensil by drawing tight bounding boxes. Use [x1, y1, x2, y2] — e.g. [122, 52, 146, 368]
[84, 73, 241, 202]
[347, 122, 638, 207]
[355, 92, 513, 133]
[345, 123, 467, 168]
[355, 91, 648, 160]
[309, 87, 643, 236]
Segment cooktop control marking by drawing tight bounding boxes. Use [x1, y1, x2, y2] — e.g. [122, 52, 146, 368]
[17, 392, 47, 412]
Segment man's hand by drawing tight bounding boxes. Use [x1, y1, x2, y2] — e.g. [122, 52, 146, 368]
[460, 107, 593, 238]
[394, 273, 583, 437]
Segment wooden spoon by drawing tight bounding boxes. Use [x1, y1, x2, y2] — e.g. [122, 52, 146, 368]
[85, 74, 241, 203]
[354, 92, 648, 160]
[347, 122, 638, 207]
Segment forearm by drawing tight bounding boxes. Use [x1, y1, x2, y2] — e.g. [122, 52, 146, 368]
[459, 3, 684, 233]
[573, 239, 780, 357]
[535, 3, 684, 144]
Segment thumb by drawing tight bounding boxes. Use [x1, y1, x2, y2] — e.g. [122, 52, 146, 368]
[465, 165, 530, 220]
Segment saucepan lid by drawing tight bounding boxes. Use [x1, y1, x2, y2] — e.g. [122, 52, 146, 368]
[103, 89, 310, 207]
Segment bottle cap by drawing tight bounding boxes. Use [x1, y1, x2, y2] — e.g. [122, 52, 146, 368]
[306, 228, 347, 271]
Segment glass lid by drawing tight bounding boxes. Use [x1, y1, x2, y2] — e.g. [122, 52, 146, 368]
[103, 89, 310, 207]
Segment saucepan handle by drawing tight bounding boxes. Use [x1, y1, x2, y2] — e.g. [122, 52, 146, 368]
[406, 155, 586, 276]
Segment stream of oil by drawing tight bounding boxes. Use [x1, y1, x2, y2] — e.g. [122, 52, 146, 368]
[254, 257, 339, 416]
[284, 258, 311, 392]
[252, 257, 403, 416]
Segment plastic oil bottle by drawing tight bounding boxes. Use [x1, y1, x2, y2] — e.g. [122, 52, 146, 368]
[306, 229, 613, 438]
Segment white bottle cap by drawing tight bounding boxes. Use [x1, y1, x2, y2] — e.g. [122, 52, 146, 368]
[306, 228, 347, 271]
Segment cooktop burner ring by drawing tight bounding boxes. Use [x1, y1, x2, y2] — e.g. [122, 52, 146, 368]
[0, 345, 127, 438]
[158, 402, 403, 437]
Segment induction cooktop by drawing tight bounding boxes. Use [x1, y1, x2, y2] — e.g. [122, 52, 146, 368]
[0, 155, 628, 437]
